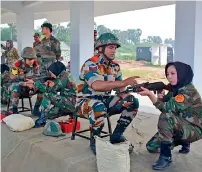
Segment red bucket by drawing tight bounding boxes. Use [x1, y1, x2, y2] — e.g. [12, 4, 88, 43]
[59, 119, 80, 133]
[0, 114, 6, 124]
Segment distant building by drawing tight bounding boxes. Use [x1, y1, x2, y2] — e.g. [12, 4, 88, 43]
[136, 45, 174, 65]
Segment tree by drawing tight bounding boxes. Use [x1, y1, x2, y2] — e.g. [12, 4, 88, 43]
[141, 39, 147, 43]
[112, 29, 121, 38]
[1, 23, 17, 41]
[152, 36, 162, 44]
[1, 27, 10, 41]
[97, 25, 111, 35]
[145, 36, 162, 44]
[119, 31, 128, 44]
[164, 38, 175, 47]
[147, 36, 153, 43]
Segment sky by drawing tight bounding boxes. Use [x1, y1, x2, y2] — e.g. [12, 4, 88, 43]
[95, 5, 176, 40]
[2, 4, 176, 41]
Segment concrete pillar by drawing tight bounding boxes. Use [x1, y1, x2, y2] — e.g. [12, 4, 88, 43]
[16, 9, 34, 55]
[70, 1, 94, 83]
[175, 1, 202, 94]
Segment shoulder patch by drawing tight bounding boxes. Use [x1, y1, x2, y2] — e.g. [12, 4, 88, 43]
[48, 81, 55, 87]
[90, 55, 99, 63]
[33, 61, 39, 67]
[174, 94, 185, 103]
[15, 61, 23, 67]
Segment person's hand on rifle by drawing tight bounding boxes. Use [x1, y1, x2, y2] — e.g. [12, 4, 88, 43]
[138, 87, 157, 104]
[138, 87, 152, 96]
[10, 74, 17, 80]
[25, 79, 34, 84]
[157, 90, 165, 99]
[24, 82, 34, 89]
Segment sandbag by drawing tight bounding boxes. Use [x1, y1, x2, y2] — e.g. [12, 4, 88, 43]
[3, 114, 35, 132]
[96, 136, 130, 172]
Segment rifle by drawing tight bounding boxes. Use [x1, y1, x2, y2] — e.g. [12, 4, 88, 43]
[25, 73, 52, 83]
[109, 82, 169, 95]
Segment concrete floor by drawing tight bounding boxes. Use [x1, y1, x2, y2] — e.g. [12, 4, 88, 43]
[1, 94, 202, 172]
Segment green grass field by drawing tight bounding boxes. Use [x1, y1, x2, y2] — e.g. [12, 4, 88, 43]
[121, 69, 150, 78]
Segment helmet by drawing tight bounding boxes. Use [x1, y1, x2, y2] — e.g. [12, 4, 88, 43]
[94, 33, 121, 50]
[41, 22, 52, 32]
[43, 121, 65, 137]
[21, 47, 37, 59]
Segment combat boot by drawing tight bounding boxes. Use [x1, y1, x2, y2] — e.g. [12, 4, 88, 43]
[90, 136, 96, 155]
[12, 106, 18, 114]
[110, 124, 134, 154]
[32, 105, 41, 116]
[34, 111, 47, 128]
[173, 140, 190, 154]
[179, 142, 190, 154]
[152, 141, 172, 170]
[89, 124, 104, 155]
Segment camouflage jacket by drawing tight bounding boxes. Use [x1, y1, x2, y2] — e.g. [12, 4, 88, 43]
[33, 41, 41, 48]
[35, 35, 61, 59]
[154, 83, 202, 130]
[34, 70, 76, 97]
[10, 59, 39, 82]
[1, 47, 20, 67]
[77, 55, 122, 98]
[0, 71, 10, 85]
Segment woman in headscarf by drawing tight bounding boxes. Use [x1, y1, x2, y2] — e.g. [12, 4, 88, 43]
[33, 61, 77, 128]
[139, 61, 202, 170]
[1, 40, 19, 67]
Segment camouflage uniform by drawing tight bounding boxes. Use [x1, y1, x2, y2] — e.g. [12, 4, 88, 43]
[76, 55, 139, 136]
[9, 47, 43, 113]
[1, 44, 20, 68]
[0, 70, 10, 104]
[33, 41, 41, 48]
[76, 33, 139, 154]
[34, 70, 76, 119]
[35, 35, 61, 73]
[146, 83, 202, 153]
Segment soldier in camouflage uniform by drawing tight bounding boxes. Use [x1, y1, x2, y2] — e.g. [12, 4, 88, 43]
[0, 64, 10, 104]
[8, 47, 43, 114]
[139, 61, 202, 170]
[34, 61, 76, 128]
[34, 23, 61, 73]
[76, 33, 140, 154]
[33, 33, 41, 48]
[1, 40, 20, 67]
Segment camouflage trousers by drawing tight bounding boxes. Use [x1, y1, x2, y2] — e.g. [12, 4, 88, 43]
[1, 83, 10, 104]
[146, 112, 202, 153]
[41, 92, 76, 119]
[10, 83, 43, 109]
[76, 94, 139, 136]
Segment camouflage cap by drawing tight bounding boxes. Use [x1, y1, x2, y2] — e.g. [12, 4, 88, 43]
[43, 121, 65, 137]
[41, 22, 53, 32]
[21, 47, 37, 59]
[95, 33, 121, 50]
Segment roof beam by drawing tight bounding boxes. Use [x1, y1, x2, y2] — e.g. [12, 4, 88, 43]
[22, 1, 44, 8]
[1, 1, 23, 13]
